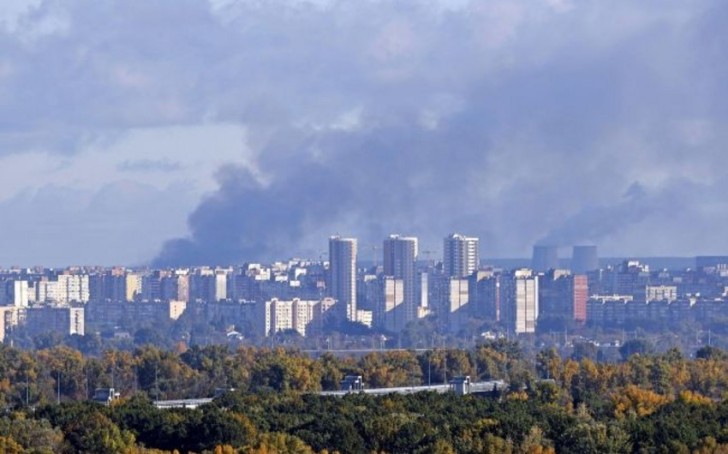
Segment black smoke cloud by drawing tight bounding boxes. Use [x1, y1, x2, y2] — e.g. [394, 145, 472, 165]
[154, 123, 463, 266]
[537, 183, 650, 247]
[2, 0, 716, 265]
[153, 0, 728, 265]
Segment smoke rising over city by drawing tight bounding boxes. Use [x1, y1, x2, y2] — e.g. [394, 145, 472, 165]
[154, 0, 728, 265]
[0, 1, 727, 265]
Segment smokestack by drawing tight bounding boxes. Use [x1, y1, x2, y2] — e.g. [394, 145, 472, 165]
[572, 245, 598, 273]
[532, 245, 558, 272]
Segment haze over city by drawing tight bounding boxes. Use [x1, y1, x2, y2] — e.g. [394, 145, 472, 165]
[1, 0, 727, 266]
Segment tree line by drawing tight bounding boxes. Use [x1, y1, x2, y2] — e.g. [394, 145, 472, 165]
[2, 341, 728, 452]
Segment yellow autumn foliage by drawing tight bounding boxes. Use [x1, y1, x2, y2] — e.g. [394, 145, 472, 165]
[613, 384, 671, 418]
[679, 390, 713, 406]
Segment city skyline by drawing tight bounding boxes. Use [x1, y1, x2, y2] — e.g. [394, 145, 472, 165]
[2, 244, 728, 344]
[2, 1, 728, 266]
[4, 2, 728, 450]
[0, 238, 721, 269]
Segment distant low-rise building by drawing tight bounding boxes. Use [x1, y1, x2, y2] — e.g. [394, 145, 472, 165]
[25, 306, 84, 337]
[646, 285, 678, 302]
[85, 300, 186, 330]
[257, 297, 338, 337]
[0, 307, 19, 343]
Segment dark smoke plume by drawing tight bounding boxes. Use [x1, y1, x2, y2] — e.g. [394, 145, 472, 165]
[153, 1, 728, 265]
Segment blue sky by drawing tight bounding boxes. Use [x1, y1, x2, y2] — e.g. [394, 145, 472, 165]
[0, 0, 726, 266]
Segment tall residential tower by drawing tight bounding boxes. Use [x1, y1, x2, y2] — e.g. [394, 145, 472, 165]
[328, 236, 357, 320]
[382, 235, 418, 330]
[443, 233, 479, 278]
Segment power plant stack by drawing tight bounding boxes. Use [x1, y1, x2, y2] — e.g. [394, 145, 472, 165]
[532, 245, 559, 272]
[571, 245, 598, 273]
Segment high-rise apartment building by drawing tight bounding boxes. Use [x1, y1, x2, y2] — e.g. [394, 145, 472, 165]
[215, 271, 228, 301]
[572, 274, 588, 323]
[160, 275, 179, 302]
[539, 270, 587, 325]
[416, 271, 429, 317]
[446, 278, 470, 333]
[471, 271, 500, 321]
[187, 268, 228, 302]
[57, 274, 90, 304]
[176, 273, 190, 302]
[142, 271, 167, 301]
[696, 256, 728, 270]
[90, 267, 128, 303]
[383, 235, 418, 325]
[0, 307, 18, 343]
[376, 277, 405, 333]
[12, 280, 28, 308]
[36, 279, 60, 303]
[443, 233, 479, 278]
[328, 236, 357, 320]
[126, 273, 142, 302]
[35, 275, 89, 304]
[503, 269, 539, 334]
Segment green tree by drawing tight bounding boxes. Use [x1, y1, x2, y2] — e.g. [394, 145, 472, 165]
[0, 414, 64, 453]
[64, 411, 136, 453]
[0, 436, 23, 454]
[619, 339, 654, 361]
[318, 353, 344, 391]
[36, 346, 87, 402]
[250, 349, 322, 392]
[244, 432, 315, 454]
[559, 407, 630, 454]
[572, 342, 598, 361]
[536, 348, 561, 380]
[696, 346, 728, 361]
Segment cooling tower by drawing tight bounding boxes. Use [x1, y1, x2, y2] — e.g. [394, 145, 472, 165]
[572, 245, 598, 273]
[532, 245, 559, 272]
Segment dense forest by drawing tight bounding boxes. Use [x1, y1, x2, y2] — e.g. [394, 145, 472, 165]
[3, 340, 728, 452]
